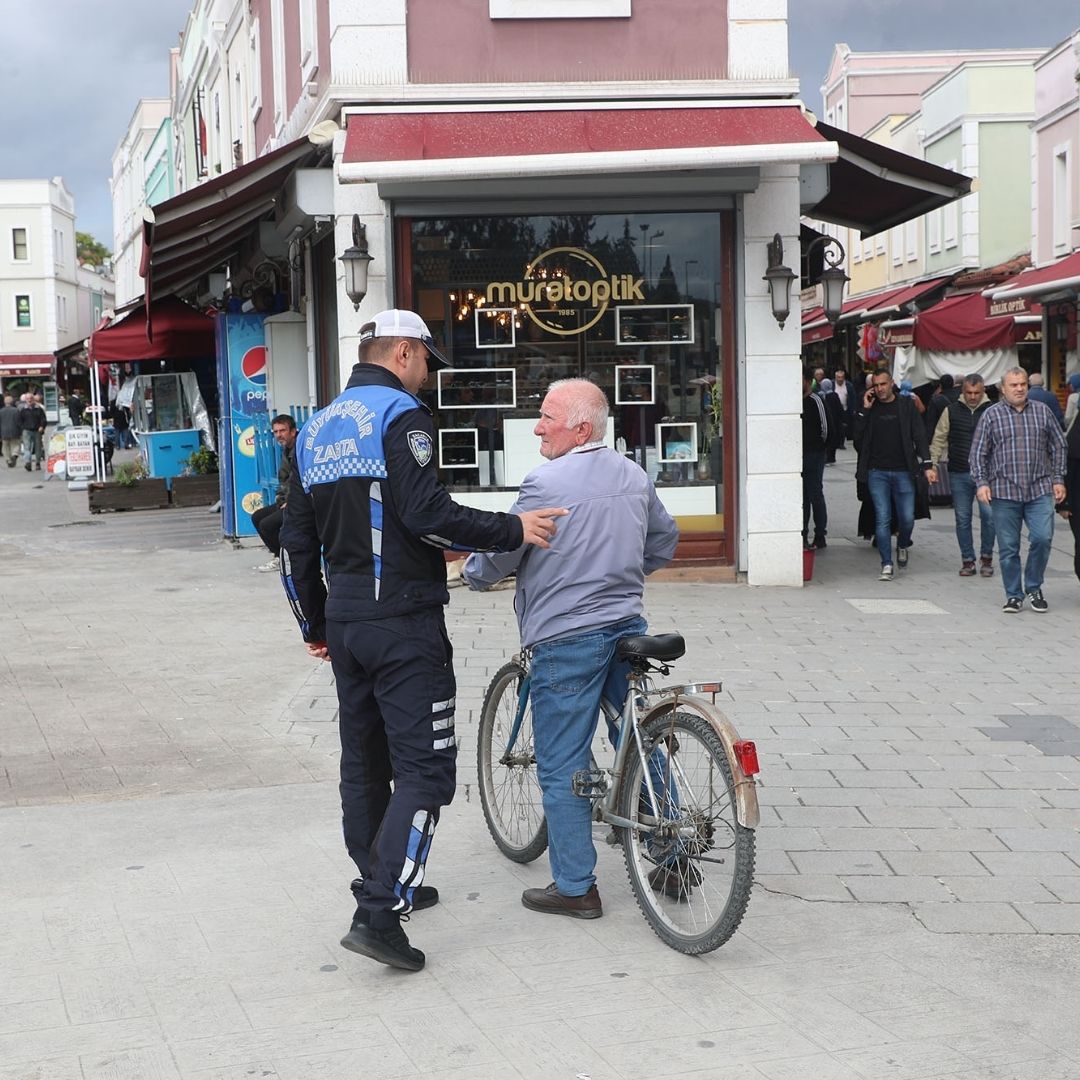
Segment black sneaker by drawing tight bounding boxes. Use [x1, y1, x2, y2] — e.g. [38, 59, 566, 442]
[896, 544, 909, 568]
[1002, 596, 1023, 614]
[812, 535, 827, 549]
[350, 878, 439, 914]
[340, 919, 425, 972]
[1026, 589, 1048, 613]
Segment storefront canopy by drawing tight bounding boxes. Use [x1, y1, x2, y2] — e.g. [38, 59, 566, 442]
[140, 125, 333, 301]
[860, 275, 954, 320]
[88, 296, 215, 364]
[913, 291, 1034, 352]
[989, 250, 1080, 303]
[807, 122, 973, 238]
[0, 355, 53, 378]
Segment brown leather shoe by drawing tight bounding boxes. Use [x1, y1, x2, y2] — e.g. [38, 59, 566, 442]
[980, 557, 994, 578]
[521, 882, 602, 919]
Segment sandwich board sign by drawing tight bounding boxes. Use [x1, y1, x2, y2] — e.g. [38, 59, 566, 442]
[65, 427, 95, 488]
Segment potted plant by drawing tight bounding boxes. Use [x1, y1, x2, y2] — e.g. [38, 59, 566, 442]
[171, 446, 220, 506]
[88, 458, 171, 513]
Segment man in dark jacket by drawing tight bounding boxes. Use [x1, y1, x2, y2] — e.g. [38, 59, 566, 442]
[855, 371, 935, 580]
[930, 374, 995, 577]
[802, 369, 829, 549]
[280, 309, 565, 972]
[1, 394, 21, 467]
[21, 395, 47, 471]
[925, 373, 960, 438]
[251, 414, 298, 572]
[67, 392, 84, 427]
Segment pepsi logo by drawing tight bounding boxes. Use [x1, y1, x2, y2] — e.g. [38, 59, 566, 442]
[241, 346, 267, 385]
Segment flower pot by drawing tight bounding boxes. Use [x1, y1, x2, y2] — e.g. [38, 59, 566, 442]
[88, 478, 171, 514]
[802, 546, 815, 582]
[170, 474, 219, 506]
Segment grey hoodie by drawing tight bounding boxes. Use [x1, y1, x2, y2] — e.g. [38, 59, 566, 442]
[463, 445, 679, 648]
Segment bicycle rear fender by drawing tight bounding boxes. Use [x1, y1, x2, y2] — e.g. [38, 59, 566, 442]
[639, 697, 760, 829]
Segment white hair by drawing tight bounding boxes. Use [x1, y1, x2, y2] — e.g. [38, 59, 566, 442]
[547, 378, 609, 436]
[1028, 372, 1045, 387]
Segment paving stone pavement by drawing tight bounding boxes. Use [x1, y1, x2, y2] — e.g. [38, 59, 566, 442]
[2, 448, 1080, 1080]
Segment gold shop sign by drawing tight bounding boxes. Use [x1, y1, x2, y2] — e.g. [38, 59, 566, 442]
[486, 246, 645, 337]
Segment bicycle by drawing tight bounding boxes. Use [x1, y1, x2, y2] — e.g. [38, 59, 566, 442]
[476, 631, 760, 955]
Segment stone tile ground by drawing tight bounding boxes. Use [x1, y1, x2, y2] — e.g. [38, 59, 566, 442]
[2, 449, 1079, 1078]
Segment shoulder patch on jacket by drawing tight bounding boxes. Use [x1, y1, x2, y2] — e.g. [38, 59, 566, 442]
[407, 430, 433, 467]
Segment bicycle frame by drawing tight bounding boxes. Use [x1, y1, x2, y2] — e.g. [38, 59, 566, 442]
[502, 653, 759, 831]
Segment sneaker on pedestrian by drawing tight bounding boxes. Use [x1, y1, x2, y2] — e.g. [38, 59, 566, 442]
[340, 916, 425, 972]
[979, 556, 994, 578]
[896, 544, 909, 568]
[1002, 596, 1023, 614]
[521, 882, 602, 919]
[1026, 589, 1048, 613]
[812, 535, 827, 550]
[255, 556, 280, 573]
[878, 564, 894, 581]
[959, 560, 977, 577]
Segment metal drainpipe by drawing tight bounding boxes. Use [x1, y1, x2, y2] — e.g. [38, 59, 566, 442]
[304, 241, 317, 410]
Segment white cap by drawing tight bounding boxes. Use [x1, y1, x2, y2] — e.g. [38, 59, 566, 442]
[359, 309, 449, 371]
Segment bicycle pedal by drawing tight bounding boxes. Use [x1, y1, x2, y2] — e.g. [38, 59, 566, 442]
[571, 769, 610, 798]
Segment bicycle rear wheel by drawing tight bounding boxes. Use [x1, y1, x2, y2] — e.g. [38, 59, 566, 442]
[477, 660, 548, 863]
[619, 709, 754, 954]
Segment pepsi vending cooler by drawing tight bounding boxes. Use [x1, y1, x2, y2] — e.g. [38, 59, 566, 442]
[216, 313, 278, 538]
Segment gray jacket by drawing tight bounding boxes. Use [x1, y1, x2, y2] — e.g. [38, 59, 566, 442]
[463, 445, 679, 648]
[0, 404, 21, 440]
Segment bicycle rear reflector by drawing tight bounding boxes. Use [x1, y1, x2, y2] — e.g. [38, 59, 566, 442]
[733, 740, 760, 776]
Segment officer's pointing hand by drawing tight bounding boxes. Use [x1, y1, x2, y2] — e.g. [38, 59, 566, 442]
[518, 507, 569, 549]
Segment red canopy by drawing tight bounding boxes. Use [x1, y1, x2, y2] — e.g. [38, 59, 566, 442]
[89, 296, 215, 364]
[913, 292, 1028, 352]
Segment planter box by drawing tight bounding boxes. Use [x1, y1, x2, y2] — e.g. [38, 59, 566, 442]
[88, 479, 171, 514]
[170, 474, 219, 507]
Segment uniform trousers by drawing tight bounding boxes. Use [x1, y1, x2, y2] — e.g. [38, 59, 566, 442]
[326, 610, 457, 929]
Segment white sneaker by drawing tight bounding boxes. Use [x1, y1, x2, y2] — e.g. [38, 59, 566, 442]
[879, 564, 894, 581]
[255, 556, 281, 573]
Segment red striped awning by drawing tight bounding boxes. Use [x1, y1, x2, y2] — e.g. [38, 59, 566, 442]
[0, 355, 53, 377]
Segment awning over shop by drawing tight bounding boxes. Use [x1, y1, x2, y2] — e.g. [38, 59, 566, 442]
[913, 291, 1037, 352]
[801, 305, 832, 345]
[860, 275, 954, 320]
[141, 128, 332, 301]
[0, 355, 53, 378]
[89, 296, 215, 364]
[340, 104, 837, 183]
[989, 250, 1080, 303]
[806, 122, 973, 238]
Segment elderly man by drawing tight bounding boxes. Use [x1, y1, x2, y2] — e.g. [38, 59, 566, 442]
[280, 309, 566, 971]
[0, 395, 21, 467]
[970, 367, 1067, 613]
[930, 373, 996, 577]
[464, 378, 679, 919]
[1027, 372, 1065, 428]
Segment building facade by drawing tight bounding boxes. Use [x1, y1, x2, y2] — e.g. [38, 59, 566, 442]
[0, 178, 79, 393]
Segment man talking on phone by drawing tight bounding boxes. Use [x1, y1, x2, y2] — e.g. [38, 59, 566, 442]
[854, 371, 935, 581]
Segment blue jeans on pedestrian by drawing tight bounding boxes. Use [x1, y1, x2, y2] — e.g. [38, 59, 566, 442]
[528, 614, 647, 897]
[867, 469, 915, 566]
[990, 494, 1054, 600]
[950, 469, 994, 562]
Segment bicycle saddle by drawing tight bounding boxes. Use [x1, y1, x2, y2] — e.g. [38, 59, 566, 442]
[616, 634, 686, 662]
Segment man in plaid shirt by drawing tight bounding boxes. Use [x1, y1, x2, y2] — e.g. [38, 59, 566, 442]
[970, 367, 1067, 614]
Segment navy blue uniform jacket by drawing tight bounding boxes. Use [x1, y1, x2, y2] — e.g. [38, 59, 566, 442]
[280, 364, 524, 643]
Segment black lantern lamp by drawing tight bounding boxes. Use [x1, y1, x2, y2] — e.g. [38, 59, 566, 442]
[763, 233, 798, 329]
[765, 231, 849, 328]
[339, 214, 374, 310]
[807, 233, 850, 324]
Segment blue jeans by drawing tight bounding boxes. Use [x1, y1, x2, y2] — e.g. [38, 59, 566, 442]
[867, 469, 915, 566]
[950, 469, 994, 562]
[990, 495, 1054, 600]
[529, 615, 647, 896]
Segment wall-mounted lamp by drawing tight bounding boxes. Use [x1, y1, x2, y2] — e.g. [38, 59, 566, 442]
[764, 232, 849, 329]
[763, 233, 798, 329]
[339, 214, 374, 311]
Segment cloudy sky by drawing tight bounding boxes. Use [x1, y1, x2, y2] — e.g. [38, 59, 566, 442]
[1, 1, 1078, 250]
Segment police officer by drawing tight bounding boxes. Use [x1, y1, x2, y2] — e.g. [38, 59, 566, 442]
[280, 309, 565, 972]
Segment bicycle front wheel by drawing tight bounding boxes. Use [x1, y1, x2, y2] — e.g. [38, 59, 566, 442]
[477, 661, 548, 863]
[619, 709, 755, 954]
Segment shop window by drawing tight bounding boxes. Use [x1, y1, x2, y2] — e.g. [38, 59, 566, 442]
[15, 294, 31, 328]
[407, 211, 723, 502]
[12, 227, 28, 261]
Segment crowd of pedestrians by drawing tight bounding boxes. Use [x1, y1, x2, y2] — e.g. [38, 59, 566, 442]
[804, 363, 1077, 612]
